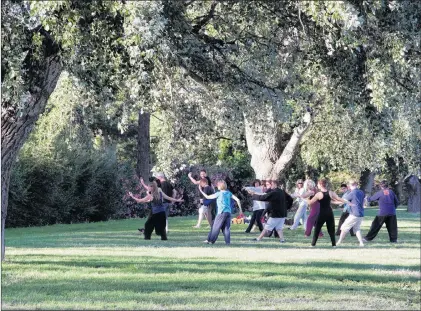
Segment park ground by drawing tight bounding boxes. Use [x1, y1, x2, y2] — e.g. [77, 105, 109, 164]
[1, 207, 420, 310]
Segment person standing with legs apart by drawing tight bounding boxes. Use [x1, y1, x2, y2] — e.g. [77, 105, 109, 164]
[193, 178, 214, 228]
[243, 179, 266, 233]
[188, 170, 214, 226]
[306, 179, 350, 247]
[336, 183, 356, 237]
[245, 180, 288, 244]
[199, 180, 242, 245]
[336, 180, 365, 247]
[155, 173, 176, 234]
[364, 180, 399, 243]
[303, 179, 324, 238]
[289, 179, 308, 230]
[128, 181, 183, 240]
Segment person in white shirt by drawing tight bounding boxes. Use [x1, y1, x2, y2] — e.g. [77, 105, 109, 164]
[289, 179, 308, 230]
[243, 179, 267, 233]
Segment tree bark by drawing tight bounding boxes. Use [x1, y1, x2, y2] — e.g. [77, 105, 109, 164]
[244, 112, 312, 180]
[1, 55, 62, 261]
[406, 175, 421, 213]
[136, 110, 151, 179]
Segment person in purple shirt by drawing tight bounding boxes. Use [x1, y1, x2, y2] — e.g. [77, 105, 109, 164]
[364, 180, 399, 243]
[336, 180, 365, 247]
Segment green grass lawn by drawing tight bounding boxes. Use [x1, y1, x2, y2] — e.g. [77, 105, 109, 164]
[2, 207, 420, 310]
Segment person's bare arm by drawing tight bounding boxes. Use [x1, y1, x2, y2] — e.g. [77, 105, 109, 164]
[329, 191, 349, 204]
[300, 190, 315, 199]
[160, 189, 184, 203]
[306, 192, 323, 205]
[198, 186, 218, 199]
[232, 194, 242, 214]
[128, 192, 152, 203]
[139, 177, 149, 190]
[188, 172, 200, 185]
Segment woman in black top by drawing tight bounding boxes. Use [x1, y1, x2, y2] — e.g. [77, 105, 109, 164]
[306, 179, 350, 247]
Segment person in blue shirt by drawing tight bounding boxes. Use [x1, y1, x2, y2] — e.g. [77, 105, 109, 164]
[199, 180, 242, 245]
[336, 180, 365, 247]
[336, 184, 356, 237]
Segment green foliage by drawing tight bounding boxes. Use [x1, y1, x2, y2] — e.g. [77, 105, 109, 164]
[7, 74, 126, 228]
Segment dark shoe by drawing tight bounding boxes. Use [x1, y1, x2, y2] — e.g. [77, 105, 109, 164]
[244, 231, 250, 233]
[252, 238, 261, 242]
[138, 228, 145, 233]
[280, 239, 285, 243]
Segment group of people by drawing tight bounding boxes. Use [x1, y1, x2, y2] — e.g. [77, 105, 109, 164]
[128, 169, 400, 247]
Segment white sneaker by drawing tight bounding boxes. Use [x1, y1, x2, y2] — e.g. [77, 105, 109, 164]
[359, 243, 364, 247]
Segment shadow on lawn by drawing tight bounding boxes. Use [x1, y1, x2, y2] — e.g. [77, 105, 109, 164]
[9, 257, 421, 281]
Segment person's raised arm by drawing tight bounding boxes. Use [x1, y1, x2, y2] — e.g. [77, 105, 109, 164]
[188, 172, 200, 185]
[139, 177, 149, 190]
[128, 192, 152, 204]
[198, 185, 218, 199]
[232, 194, 242, 214]
[159, 189, 184, 203]
[306, 192, 323, 205]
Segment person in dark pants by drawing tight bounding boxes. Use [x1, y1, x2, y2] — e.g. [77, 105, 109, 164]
[336, 183, 356, 237]
[364, 180, 399, 243]
[155, 172, 176, 234]
[199, 180, 242, 244]
[128, 181, 183, 240]
[245, 180, 289, 243]
[243, 179, 266, 233]
[306, 179, 350, 247]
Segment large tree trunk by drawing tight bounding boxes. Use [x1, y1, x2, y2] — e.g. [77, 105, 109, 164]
[244, 112, 312, 180]
[1, 55, 62, 261]
[406, 175, 421, 213]
[136, 110, 151, 179]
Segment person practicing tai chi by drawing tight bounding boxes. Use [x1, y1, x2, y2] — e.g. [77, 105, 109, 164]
[155, 172, 177, 234]
[128, 181, 183, 240]
[289, 179, 308, 231]
[198, 180, 242, 245]
[336, 183, 356, 237]
[364, 180, 399, 243]
[306, 179, 350, 247]
[246, 180, 288, 244]
[188, 170, 214, 227]
[243, 179, 266, 233]
[302, 179, 324, 238]
[336, 180, 365, 247]
[193, 178, 214, 228]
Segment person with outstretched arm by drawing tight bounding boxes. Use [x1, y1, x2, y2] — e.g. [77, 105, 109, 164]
[245, 180, 288, 244]
[128, 181, 183, 240]
[243, 179, 266, 233]
[336, 180, 366, 247]
[198, 180, 242, 245]
[336, 183, 356, 237]
[364, 180, 399, 243]
[306, 179, 350, 247]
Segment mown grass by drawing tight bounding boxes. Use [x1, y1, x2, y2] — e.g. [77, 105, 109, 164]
[2, 207, 420, 310]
